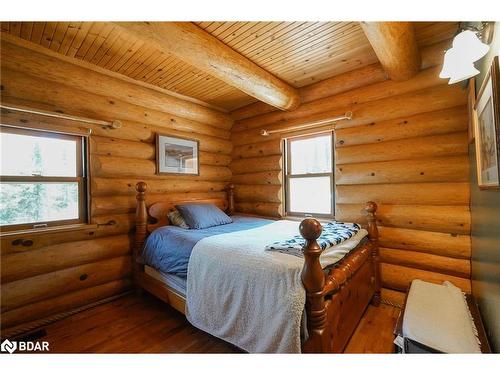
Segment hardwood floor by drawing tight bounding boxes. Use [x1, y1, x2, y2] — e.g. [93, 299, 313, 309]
[24, 293, 399, 353]
[344, 304, 401, 353]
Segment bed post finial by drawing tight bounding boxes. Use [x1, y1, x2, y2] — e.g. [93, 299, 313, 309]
[365, 201, 381, 306]
[134, 182, 148, 281]
[300, 218, 328, 353]
[226, 183, 235, 215]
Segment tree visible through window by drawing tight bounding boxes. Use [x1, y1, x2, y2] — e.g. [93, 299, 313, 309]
[285, 132, 334, 216]
[0, 126, 87, 230]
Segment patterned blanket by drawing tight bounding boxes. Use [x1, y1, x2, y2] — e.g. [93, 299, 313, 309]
[265, 221, 361, 258]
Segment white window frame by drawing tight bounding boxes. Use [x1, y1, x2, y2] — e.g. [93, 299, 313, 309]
[284, 131, 335, 218]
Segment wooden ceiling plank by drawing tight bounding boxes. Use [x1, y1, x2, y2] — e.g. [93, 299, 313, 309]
[230, 22, 290, 54]
[415, 22, 458, 47]
[74, 22, 103, 59]
[255, 22, 348, 65]
[260, 23, 359, 72]
[40, 22, 57, 49]
[116, 22, 301, 110]
[1, 22, 10, 32]
[9, 22, 21, 37]
[269, 32, 372, 78]
[182, 80, 232, 99]
[148, 54, 184, 79]
[222, 22, 272, 48]
[292, 51, 378, 86]
[207, 22, 246, 38]
[217, 22, 257, 45]
[228, 22, 276, 51]
[242, 22, 324, 62]
[103, 40, 130, 69]
[111, 39, 146, 71]
[140, 55, 181, 83]
[130, 51, 167, 80]
[82, 23, 114, 62]
[245, 23, 337, 71]
[291, 45, 379, 87]
[234, 21, 307, 57]
[164, 69, 212, 94]
[91, 26, 122, 65]
[252, 22, 334, 57]
[194, 22, 214, 30]
[49, 22, 70, 52]
[92, 27, 124, 67]
[174, 73, 228, 96]
[115, 43, 149, 73]
[58, 22, 83, 55]
[127, 50, 163, 78]
[103, 34, 136, 69]
[119, 44, 156, 75]
[20, 22, 34, 40]
[66, 22, 93, 58]
[200, 22, 234, 35]
[361, 22, 421, 81]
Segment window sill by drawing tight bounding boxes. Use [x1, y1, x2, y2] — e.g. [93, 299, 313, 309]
[283, 215, 335, 222]
[0, 223, 98, 238]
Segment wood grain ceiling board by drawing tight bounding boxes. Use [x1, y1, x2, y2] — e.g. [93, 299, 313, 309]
[414, 22, 458, 47]
[1, 22, 459, 111]
[195, 21, 380, 88]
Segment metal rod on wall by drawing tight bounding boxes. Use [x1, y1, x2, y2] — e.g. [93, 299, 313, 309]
[0, 103, 123, 129]
[260, 111, 353, 136]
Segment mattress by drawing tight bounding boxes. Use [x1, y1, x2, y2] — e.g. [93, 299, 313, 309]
[144, 265, 187, 297]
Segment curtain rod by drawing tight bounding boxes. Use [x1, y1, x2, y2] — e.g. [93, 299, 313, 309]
[260, 111, 353, 136]
[0, 103, 123, 129]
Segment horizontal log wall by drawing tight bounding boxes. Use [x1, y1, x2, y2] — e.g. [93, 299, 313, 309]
[230, 42, 471, 305]
[0, 37, 232, 332]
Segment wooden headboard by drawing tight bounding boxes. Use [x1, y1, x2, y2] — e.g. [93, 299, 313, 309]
[133, 181, 234, 264]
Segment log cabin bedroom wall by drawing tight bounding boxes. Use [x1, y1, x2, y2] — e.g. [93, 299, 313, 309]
[0, 20, 497, 353]
[0, 32, 233, 335]
[230, 38, 471, 307]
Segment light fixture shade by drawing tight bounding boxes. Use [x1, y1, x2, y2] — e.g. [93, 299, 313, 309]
[447, 64, 480, 84]
[452, 30, 490, 62]
[439, 28, 489, 84]
[439, 49, 455, 78]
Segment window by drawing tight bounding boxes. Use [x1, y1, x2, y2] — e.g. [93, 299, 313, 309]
[285, 132, 334, 217]
[0, 126, 88, 230]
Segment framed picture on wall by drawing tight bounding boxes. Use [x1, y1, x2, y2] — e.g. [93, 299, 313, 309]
[474, 56, 500, 188]
[156, 133, 199, 175]
[467, 78, 477, 144]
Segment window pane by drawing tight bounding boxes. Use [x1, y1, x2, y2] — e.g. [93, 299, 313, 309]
[0, 182, 79, 226]
[289, 176, 331, 214]
[0, 132, 77, 177]
[290, 134, 332, 174]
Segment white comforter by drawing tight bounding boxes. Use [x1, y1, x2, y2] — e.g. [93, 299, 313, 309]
[185, 220, 367, 353]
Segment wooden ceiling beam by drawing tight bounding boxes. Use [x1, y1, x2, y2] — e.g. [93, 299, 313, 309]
[360, 22, 421, 81]
[231, 39, 449, 120]
[115, 22, 301, 111]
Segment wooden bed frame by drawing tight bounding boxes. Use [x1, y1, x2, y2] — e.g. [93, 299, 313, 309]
[134, 181, 381, 353]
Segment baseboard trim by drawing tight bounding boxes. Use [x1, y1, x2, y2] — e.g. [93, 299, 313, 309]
[2, 291, 132, 340]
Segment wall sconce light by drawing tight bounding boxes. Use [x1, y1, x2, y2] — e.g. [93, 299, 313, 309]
[439, 22, 494, 84]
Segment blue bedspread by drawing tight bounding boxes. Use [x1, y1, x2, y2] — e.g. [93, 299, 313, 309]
[142, 215, 272, 277]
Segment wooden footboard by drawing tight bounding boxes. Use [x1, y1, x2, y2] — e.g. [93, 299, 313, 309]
[133, 181, 379, 353]
[300, 202, 380, 353]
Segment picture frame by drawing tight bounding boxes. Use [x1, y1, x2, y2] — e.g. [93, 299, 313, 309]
[156, 133, 199, 176]
[474, 55, 500, 189]
[467, 78, 477, 144]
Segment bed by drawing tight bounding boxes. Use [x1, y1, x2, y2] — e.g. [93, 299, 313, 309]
[133, 181, 381, 353]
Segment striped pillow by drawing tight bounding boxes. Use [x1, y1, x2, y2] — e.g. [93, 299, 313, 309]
[168, 210, 189, 229]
